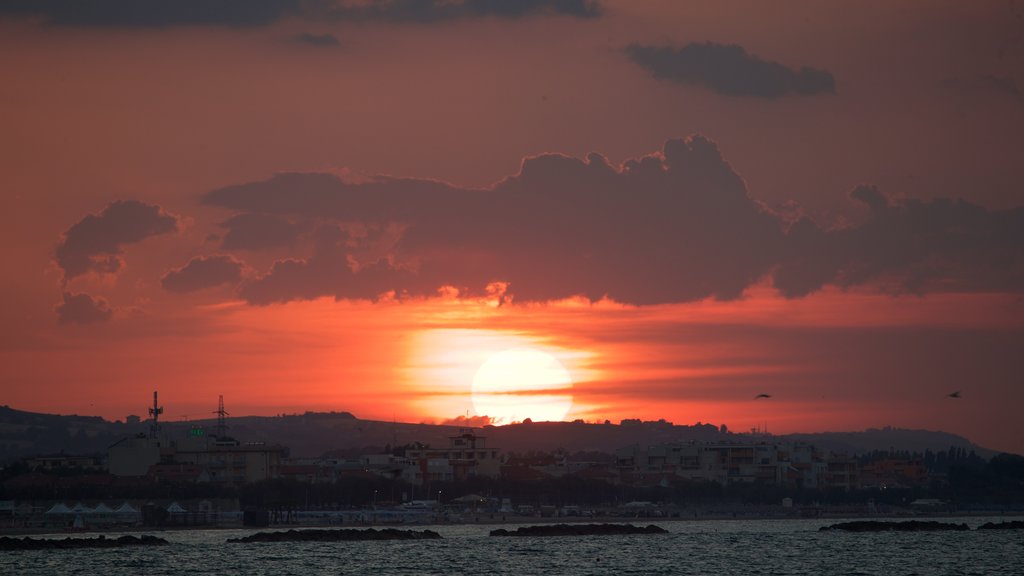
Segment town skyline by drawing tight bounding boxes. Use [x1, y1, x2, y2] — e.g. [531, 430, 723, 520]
[2, 1, 1023, 455]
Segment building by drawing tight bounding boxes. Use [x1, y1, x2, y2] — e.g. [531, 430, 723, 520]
[108, 429, 286, 484]
[108, 435, 162, 477]
[25, 453, 105, 472]
[406, 428, 501, 484]
[169, 431, 286, 484]
[108, 394, 287, 484]
[860, 458, 928, 488]
[615, 440, 859, 489]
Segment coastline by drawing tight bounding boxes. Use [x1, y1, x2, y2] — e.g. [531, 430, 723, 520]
[3, 508, 1022, 537]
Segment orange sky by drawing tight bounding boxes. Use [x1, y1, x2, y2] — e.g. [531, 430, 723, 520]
[1, 1, 1023, 454]
[4, 283, 1021, 452]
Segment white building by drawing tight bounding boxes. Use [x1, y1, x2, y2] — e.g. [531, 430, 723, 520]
[616, 440, 842, 488]
[406, 428, 502, 484]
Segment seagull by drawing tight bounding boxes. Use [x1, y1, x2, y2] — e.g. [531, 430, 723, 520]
[947, 391, 961, 399]
[754, 394, 772, 399]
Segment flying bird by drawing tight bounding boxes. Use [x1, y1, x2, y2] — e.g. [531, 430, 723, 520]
[947, 391, 961, 399]
[754, 393, 772, 399]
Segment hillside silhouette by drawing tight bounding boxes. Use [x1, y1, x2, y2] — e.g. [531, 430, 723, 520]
[0, 405, 1001, 462]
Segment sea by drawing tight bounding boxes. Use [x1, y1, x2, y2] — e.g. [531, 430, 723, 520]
[3, 516, 1022, 575]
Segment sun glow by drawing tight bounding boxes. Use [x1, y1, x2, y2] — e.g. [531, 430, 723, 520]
[471, 348, 574, 423]
[406, 328, 596, 424]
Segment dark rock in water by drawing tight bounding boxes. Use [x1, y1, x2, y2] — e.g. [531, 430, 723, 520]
[977, 520, 1024, 530]
[226, 528, 442, 543]
[489, 523, 668, 537]
[0, 534, 168, 550]
[819, 520, 969, 532]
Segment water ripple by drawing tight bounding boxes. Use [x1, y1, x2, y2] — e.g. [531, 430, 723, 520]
[3, 517, 1022, 576]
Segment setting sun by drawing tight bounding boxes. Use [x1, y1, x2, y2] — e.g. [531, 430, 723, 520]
[471, 348, 574, 423]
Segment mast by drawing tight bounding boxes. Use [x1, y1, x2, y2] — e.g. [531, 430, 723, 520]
[148, 391, 163, 439]
[215, 395, 229, 439]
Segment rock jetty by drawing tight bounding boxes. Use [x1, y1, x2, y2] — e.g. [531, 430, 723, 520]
[490, 523, 668, 537]
[227, 528, 442, 543]
[977, 520, 1024, 530]
[0, 534, 168, 550]
[819, 520, 969, 532]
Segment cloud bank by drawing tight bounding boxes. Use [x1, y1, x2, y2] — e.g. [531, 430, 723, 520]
[161, 255, 245, 293]
[55, 200, 178, 282]
[55, 292, 113, 325]
[203, 136, 1024, 306]
[625, 42, 835, 98]
[0, 0, 301, 27]
[324, 0, 601, 22]
[776, 186, 1024, 297]
[0, 0, 600, 27]
[293, 32, 340, 47]
[219, 213, 306, 250]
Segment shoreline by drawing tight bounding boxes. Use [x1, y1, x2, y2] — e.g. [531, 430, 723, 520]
[3, 509, 1022, 537]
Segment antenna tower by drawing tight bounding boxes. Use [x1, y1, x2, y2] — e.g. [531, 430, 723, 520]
[215, 395, 229, 438]
[148, 391, 163, 439]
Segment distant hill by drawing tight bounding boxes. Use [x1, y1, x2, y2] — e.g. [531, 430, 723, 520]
[782, 428, 998, 459]
[0, 405, 1004, 464]
[0, 405, 138, 462]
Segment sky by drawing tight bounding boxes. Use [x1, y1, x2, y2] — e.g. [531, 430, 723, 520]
[1, 0, 1022, 453]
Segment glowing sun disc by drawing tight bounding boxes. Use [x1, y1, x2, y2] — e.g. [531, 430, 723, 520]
[471, 348, 574, 422]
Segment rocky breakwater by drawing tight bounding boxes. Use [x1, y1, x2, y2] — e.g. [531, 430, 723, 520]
[227, 528, 442, 543]
[819, 520, 970, 532]
[977, 520, 1024, 530]
[490, 523, 668, 537]
[0, 534, 168, 550]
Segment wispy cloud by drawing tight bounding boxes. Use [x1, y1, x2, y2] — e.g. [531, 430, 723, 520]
[625, 42, 835, 98]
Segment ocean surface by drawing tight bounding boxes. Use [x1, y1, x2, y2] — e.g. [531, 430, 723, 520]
[4, 516, 1022, 575]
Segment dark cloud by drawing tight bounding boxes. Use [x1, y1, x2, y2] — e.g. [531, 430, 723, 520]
[161, 255, 245, 293]
[55, 292, 113, 325]
[776, 186, 1024, 297]
[293, 32, 340, 46]
[625, 42, 835, 98]
[204, 136, 1024, 307]
[944, 75, 1022, 104]
[210, 136, 784, 305]
[237, 224, 420, 304]
[220, 213, 306, 250]
[978, 75, 1022, 101]
[441, 415, 494, 427]
[55, 200, 179, 283]
[0, 0, 301, 27]
[324, 0, 602, 22]
[0, 0, 599, 27]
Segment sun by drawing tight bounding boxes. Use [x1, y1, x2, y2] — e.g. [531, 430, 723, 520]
[471, 348, 574, 423]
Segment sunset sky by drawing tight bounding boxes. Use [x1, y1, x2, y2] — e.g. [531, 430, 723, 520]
[1, 1, 1022, 453]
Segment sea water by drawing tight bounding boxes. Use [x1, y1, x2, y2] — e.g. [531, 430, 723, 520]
[4, 517, 1022, 575]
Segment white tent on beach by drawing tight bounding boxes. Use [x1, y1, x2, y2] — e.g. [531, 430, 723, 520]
[166, 502, 187, 513]
[114, 502, 138, 515]
[91, 502, 115, 514]
[44, 502, 71, 514]
[70, 502, 93, 514]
